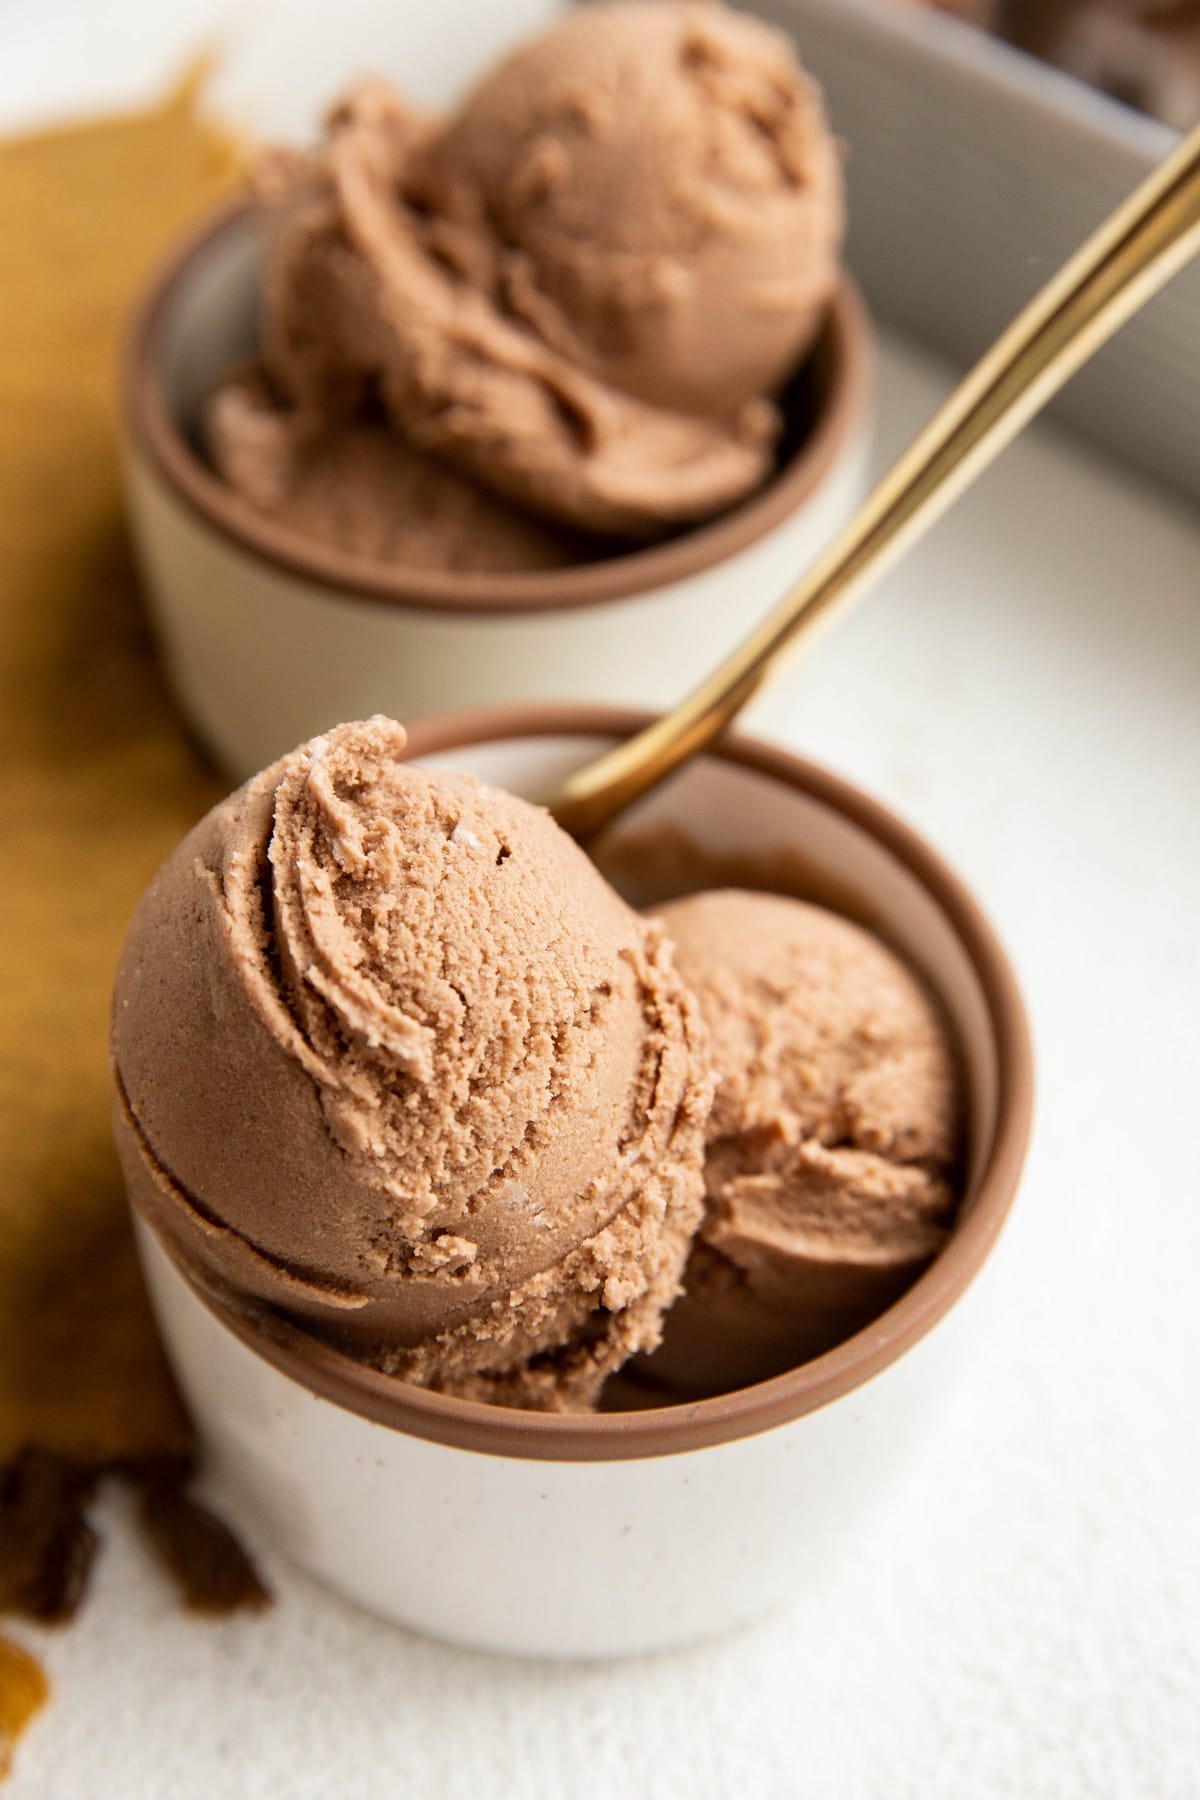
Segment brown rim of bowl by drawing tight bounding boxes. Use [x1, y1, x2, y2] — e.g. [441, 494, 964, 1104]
[120, 200, 873, 618]
[142, 704, 1034, 1464]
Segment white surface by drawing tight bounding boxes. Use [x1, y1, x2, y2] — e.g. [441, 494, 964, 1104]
[0, 0, 562, 133]
[5, 5, 1200, 1796]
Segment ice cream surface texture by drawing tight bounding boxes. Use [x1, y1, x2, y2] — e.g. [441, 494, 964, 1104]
[207, 369, 590, 573]
[111, 718, 711, 1411]
[646, 890, 961, 1393]
[208, 0, 844, 553]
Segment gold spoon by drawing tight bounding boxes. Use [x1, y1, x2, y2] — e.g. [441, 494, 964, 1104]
[550, 120, 1200, 842]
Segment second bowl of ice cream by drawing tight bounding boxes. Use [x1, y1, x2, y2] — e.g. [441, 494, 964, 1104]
[116, 705, 1031, 1658]
[120, 1, 872, 780]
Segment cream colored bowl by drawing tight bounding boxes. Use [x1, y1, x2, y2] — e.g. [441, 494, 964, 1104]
[130, 706, 1032, 1659]
[120, 204, 873, 780]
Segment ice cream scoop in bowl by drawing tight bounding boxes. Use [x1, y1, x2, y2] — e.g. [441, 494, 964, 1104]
[122, 703, 1031, 1657]
[120, 1, 872, 781]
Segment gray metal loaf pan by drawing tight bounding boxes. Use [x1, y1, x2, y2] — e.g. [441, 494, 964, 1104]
[757, 0, 1196, 501]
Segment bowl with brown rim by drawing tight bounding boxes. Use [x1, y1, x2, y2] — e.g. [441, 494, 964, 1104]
[127, 703, 1032, 1658]
[120, 202, 873, 781]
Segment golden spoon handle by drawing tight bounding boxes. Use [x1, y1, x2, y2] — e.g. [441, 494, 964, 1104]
[552, 121, 1200, 841]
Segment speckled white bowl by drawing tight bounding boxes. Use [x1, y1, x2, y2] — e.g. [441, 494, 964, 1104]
[130, 705, 1032, 1660]
[119, 204, 873, 780]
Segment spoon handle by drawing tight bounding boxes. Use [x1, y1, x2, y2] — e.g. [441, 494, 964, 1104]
[552, 121, 1200, 841]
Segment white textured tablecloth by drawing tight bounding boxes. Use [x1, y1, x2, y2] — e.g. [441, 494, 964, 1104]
[4, 6, 1199, 1795]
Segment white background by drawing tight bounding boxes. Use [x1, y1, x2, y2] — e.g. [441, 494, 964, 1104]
[4, 3, 1199, 1795]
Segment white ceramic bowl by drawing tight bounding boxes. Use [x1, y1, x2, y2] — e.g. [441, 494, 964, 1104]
[131, 706, 1032, 1660]
[119, 204, 873, 781]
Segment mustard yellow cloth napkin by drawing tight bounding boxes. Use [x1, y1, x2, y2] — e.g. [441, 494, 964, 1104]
[0, 72, 264, 1776]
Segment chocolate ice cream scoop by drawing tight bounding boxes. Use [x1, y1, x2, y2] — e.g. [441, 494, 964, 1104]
[645, 889, 961, 1393]
[413, 0, 844, 422]
[209, 0, 844, 545]
[111, 718, 711, 1411]
[207, 368, 591, 572]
